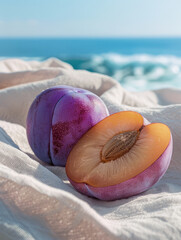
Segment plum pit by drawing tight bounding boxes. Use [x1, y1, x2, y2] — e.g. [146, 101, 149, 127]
[101, 130, 140, 162]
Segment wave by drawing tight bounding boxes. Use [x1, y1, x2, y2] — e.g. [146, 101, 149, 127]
[64, 53, 181, 91]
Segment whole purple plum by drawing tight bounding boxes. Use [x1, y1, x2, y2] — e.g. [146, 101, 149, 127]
[26, 85, 109, 166]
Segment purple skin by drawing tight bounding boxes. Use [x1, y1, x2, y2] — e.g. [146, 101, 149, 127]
[50, 91, 109, 166]
[26, 85, 109, 166]
[68, 119, 173, 201]
[27, 86, 74, 164]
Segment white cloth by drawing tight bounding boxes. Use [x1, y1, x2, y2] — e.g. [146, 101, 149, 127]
[0, 58, 181, 240]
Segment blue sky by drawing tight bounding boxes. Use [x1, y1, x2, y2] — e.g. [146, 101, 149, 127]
[0, 0, 181, 37]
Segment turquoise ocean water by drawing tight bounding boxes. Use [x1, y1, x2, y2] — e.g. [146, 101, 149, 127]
[1, 38, 181, 91]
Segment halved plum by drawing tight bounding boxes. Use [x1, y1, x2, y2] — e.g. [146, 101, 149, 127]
[66, 111, 173, 200]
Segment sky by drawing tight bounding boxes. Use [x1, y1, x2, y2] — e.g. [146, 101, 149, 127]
[0, 0, 181, 38]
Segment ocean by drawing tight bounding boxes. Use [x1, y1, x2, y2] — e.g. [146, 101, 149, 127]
[1, 38, 181, 91]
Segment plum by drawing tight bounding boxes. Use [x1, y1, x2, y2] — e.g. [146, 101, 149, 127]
[66, 111, 173, 201]
[26, 85, 109, 166]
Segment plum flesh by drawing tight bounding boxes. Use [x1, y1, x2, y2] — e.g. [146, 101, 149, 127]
[68, 137, 172, 201]
[66, 111, 173, 201]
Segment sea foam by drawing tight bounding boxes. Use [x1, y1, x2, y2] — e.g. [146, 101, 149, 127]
[67, 53, 181, 91]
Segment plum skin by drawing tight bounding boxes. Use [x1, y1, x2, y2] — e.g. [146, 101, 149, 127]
[67, 123, 173, 201]
[26, 85, 109, 166]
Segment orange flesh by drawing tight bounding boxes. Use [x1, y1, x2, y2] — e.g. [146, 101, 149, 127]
[66, 111, 171, 187]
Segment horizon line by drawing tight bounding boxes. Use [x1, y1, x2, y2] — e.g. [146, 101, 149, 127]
[1, 36, 181, 39]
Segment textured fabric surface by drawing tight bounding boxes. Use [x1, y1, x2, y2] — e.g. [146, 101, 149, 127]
[0, 58, 181, 240]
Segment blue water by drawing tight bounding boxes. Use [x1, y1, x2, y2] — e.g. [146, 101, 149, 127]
[1, 38, 181, 91]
